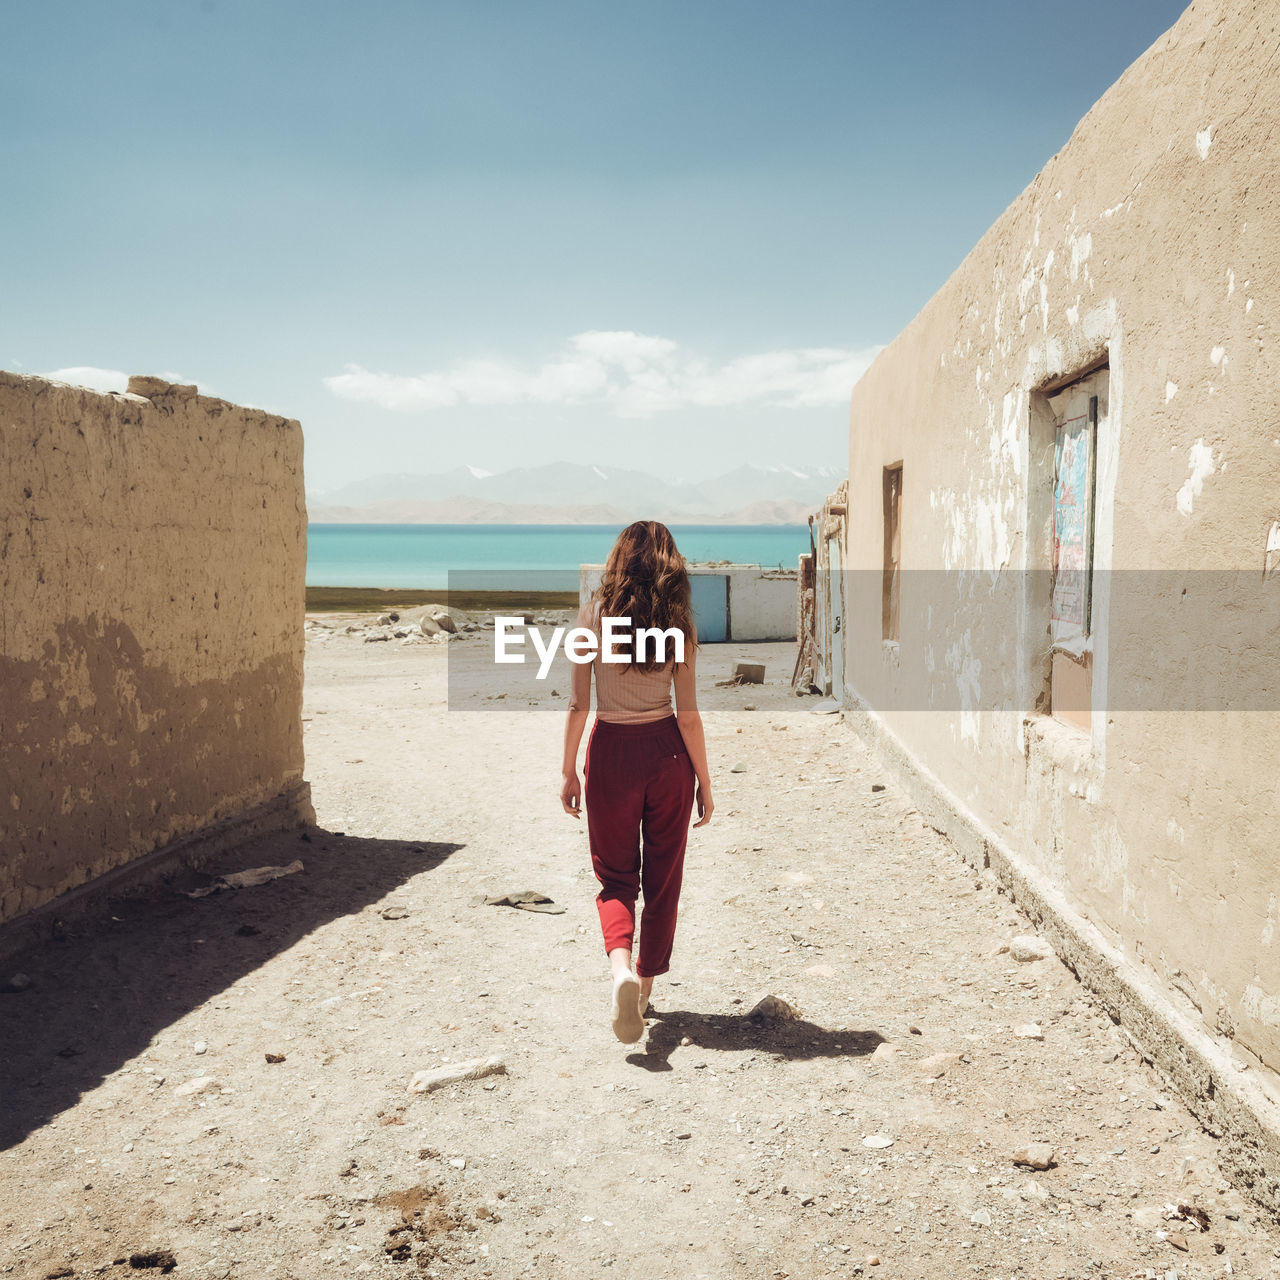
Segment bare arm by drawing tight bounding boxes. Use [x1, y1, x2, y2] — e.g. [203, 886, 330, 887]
[560, 604, 594, 818]
[673, 630, 714, 827]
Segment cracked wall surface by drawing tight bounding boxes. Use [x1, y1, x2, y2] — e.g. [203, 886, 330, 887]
[0, 372, 309, 924]
[844, 0, 1280, 1078]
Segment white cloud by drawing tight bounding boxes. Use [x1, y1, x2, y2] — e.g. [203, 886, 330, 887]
[323, 331, 882, 419]
[44, 366, 129, 393]
[41, 367, 198, 395]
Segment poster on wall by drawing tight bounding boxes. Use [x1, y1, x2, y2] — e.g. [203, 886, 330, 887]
[1051, 412, 1092, 649]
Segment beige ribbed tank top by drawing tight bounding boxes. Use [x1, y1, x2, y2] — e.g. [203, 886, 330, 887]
[583, 599, 677, 724]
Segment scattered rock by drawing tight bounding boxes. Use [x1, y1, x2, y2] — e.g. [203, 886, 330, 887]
[127, 1249, 177, 1271]
[173, 1077, 219, 1097]
[265, 1053, 286, 1064]
[798, 1193, 815, 1206]
[908, 1025, 922, 1036]
[1177, 1203, 1210, 1231]
[364, 633, 390, 643]
[1, 973, 32, 993]
[1167, 1231, 1189, 1252]
[408, 1056, 507, 1095]
[473, 890, 565, 914]
[871, 783, 886, 792]
[970, 1208, 992, 1226]
[1012, 1143, 1055, 1170]
[729, 763, 748, 773]
[381, 906, 411, 920]
[862, 1135, 894, 1149]
[746, 994, 800, 1024]
[1015, 1023, 1044, 1040]
[432, 612, 457, 633]
[916, 1052, 963, 1077]
[870, 1042, 898, 1061]
[193, 1041, 207, 1055]
[1010, 935, 1053, 963]
[867, 1256, 881, 1267]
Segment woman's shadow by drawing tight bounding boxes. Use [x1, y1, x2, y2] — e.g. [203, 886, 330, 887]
[627, 1002, 884, 1071]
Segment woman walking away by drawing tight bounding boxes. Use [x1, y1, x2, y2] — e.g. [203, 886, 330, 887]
[560, 521, 714, 1044]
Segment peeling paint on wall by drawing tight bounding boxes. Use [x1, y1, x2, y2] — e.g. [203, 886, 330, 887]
[1176, 439, 1217, 516]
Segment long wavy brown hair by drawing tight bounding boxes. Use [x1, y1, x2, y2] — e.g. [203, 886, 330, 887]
[592, 521, 696, 671]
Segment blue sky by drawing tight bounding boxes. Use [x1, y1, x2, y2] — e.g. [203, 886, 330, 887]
[4, 0, 1187, 492]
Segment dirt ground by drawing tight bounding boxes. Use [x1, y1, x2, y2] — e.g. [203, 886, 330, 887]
[3, 619, 1279, 1280]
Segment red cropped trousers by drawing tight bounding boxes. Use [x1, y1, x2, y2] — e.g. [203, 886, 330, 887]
[584, 713, 696, 978]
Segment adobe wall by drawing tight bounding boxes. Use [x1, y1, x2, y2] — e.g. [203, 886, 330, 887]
[0, 373, 312, 928]
[843, 0, 1280, 1201]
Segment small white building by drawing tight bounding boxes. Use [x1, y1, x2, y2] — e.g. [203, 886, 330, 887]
[579, 562, 797, 642]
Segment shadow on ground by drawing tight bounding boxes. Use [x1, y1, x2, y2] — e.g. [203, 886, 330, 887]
[628, 1008, 885, 1071]
[0, 828, 460, 1150]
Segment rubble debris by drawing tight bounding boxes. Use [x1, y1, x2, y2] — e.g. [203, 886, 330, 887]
[1178, 1203, 1210, 1231]
[173, 1076, 219, 1097]
[862, 1134, 894, 1149]
[1015, 1023, 1045, 1040]
[1, 972, 33, 993]
[1012, 1143, 1055, 1170]
[408, 1056, 507, 1095]
[746, 994, 800, 1024]
[186, 860, 304, 898]
[472, 890, 565, 914]
[265, 1053, 286, 1064]
[381, 906, 411, 920]
[127, 1249, 177, 1271]
[1010, 935, 1053, 963]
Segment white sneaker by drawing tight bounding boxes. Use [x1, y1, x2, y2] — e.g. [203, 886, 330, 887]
[610, 970, 644, 1043]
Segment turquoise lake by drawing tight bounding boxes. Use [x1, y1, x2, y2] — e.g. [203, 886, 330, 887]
[307, 524, 810, 589]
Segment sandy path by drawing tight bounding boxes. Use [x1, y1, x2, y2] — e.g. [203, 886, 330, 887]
[2, 626, 1277, 1279]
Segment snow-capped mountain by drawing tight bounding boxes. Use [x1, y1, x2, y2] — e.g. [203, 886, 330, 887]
[307, 462, 843, 524]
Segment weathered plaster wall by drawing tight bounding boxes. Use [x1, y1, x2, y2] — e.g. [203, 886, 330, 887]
[0, 373, 312, 925]
[845, 0, 1280, 1107]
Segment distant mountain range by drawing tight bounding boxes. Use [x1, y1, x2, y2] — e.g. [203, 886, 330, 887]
[306, 462, 844, 525]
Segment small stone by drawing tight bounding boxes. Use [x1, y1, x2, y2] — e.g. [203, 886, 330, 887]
[1167, 1231, 1188, 1252]
[265, 1053, 286, 1064]
[1010, 936, 1053, 963]
[862, 1135, 893, 1149]
[916, 1052, 962, 1078]
[798, 1194, 815, 1206]
[908, 1025, 922, 1035]
[1, 973, 32, 993]
[868, 1257, 881, 1267]
[1012, 1143, 1055, 1170]
[380, 906, 410, 921]
[746, 995, 800, 1024]
[449, 1157, 466, 1169]
[675, 1132, 691, 1140]
[1015, 1023, 1044, 1040]
[871, 783, 886, 792]
[729, 763, 748, 773]
[194, 1041, 208, 1055]
[970, 1208, 992, 1226]
[870, 1042, 898, 1061]
[174, 1077, 218, 1097]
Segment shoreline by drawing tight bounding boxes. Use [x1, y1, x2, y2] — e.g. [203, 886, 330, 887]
[305, 586, 580, 613]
